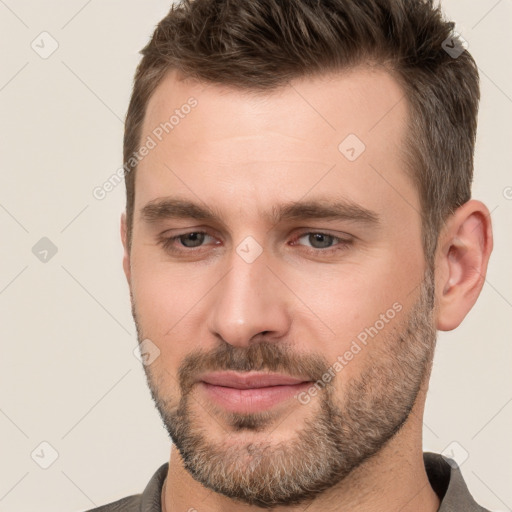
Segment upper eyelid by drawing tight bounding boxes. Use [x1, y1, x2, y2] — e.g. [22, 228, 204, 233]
[294, 231, 351, 241]
[162, 228, 349, 239]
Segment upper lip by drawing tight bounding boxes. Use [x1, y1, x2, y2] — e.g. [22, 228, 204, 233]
[199, 371, 311, 389]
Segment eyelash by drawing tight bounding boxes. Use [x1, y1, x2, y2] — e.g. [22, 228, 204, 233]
[158, 230, 353, 256]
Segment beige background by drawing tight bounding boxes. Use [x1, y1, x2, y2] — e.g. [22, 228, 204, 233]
[0, 1, 511, 511]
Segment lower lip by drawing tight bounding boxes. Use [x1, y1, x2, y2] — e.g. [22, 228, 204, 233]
[199, 381, 312, 413]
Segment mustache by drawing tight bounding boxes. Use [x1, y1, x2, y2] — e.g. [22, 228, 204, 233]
[178, 340, 330, 394]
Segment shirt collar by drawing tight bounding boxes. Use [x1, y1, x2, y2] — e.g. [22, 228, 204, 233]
[423, 452, 489, 511]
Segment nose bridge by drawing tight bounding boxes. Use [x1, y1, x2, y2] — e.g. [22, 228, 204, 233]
[208, 243, 290, 346]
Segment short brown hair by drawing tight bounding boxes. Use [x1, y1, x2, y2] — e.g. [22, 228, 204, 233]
[124, 0, 480, 263]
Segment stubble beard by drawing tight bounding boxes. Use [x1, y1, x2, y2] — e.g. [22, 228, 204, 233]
[132, 270, 437, 508]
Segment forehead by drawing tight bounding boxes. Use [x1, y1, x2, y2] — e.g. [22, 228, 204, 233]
[136, 66, 418, 226]
[143, 66, 408, 150]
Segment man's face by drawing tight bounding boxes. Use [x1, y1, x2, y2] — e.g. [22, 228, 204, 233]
[124, 67, 437, 507]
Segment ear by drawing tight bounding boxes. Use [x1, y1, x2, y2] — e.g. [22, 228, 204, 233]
[434, 200, 493, 331]
[121, 212, 131, 284]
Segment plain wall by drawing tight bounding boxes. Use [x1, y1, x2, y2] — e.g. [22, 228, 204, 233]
[0, 1, 511, 510]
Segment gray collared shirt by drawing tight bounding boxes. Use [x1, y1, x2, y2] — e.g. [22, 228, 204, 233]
[85, 452, 491, 511]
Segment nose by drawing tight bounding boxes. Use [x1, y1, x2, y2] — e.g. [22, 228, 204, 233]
[207, 247, 292, 347]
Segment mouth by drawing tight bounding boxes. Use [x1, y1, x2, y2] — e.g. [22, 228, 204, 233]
[197, 371, 313, 413]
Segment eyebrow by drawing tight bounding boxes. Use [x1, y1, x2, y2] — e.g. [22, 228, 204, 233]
[140, 197, 380, 227]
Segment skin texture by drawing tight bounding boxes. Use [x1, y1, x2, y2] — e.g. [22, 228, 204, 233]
[121, 67, 493, 512]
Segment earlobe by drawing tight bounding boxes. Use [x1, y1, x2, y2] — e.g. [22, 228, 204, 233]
[435, 200, 493, 331]
[121, 212, 131, 283]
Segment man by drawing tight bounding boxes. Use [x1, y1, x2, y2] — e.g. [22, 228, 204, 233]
[88, 0, 493, 510]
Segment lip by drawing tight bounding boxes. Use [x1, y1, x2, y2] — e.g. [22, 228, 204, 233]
[199, 371, 310, 389]
[197, 372, 313, 413]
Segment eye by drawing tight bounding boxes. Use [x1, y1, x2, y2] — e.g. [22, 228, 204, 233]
[158, 230, 352, 257]
[159, 231, 217, 253]
[292, 232, 352, 253]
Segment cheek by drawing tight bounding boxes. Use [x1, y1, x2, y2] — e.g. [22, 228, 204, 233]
[129, 246, 206, 342]
[285, 249, 422, 366]
[130, 265, 203, 384]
